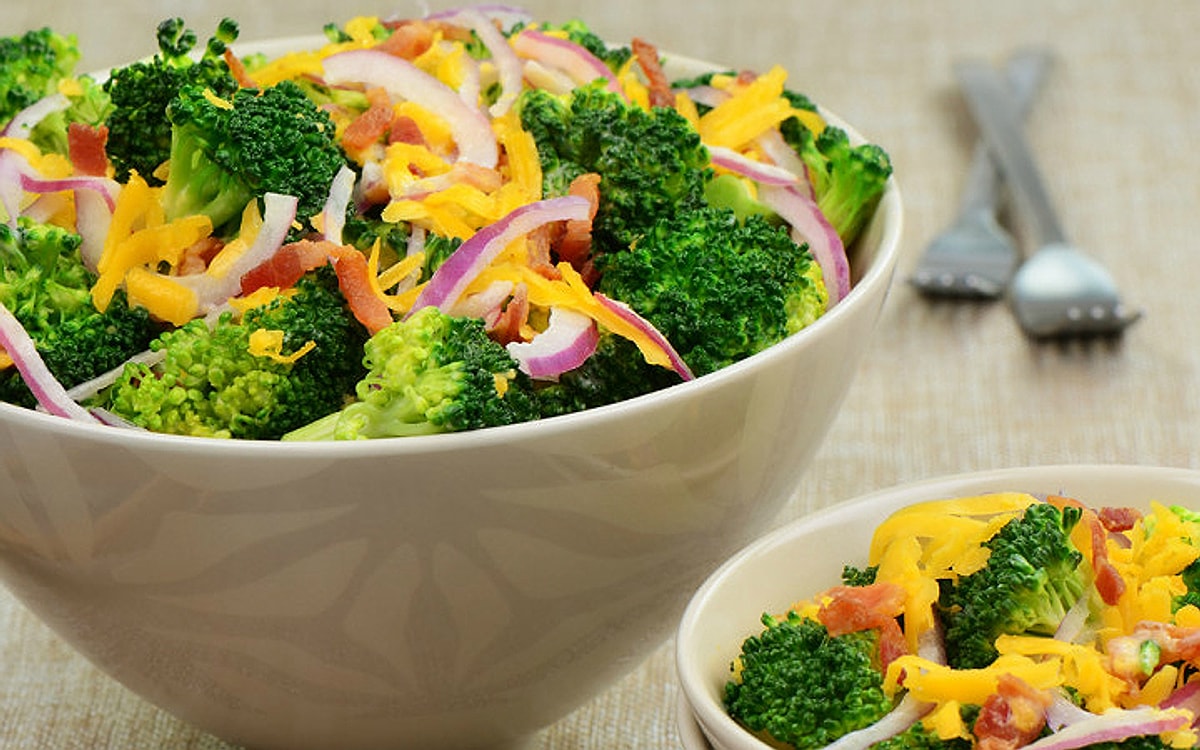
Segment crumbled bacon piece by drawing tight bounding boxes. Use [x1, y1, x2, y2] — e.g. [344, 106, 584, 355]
[632, 38, 674, 109]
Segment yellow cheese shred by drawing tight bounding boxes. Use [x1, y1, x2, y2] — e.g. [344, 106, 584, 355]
[248, 328, 316, 364]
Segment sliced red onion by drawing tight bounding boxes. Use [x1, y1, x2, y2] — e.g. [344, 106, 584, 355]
[18, 171, 119, 212]
[676, 84, 729, 109]
[321, 165, 357, 245]
[456, 50, 483, 109]
[173, 192, 298, 312]
[1046, 691, 1097, 732]
[521, 60, 578, 96]
[2, 93, 70, 139]
[821, 695, 933, 750]
[425, 4, 533, 31]
[758, 183, 850, 308]
[594, 292, 694, 381]
[75, 186, 113, 272]
[0, 299, 98, 423]
[66, 349, 166, 403]
[87, 407, 147, 430]
[1053, 592, 1095, 644]
[450, 280, 514, 326]
[322, 49, 499, 168]
[506, 306, 598, 380]
[434, 8, 524, 116]
[0, 150, 28, 226]
[409, 195, 590, 313]
[756, 127, 812, 186]
[19, 192, 71, 223]
[708, 144, 801, 187]
[510, 29, 626, 100]
[1024, 706, 1192, 750]
[1162, 679, 1200, 721]
[407, 224, 427, 257]
[916, 614, 948, 665]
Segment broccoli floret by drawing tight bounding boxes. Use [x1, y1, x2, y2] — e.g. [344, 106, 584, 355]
[0, 218, 160, 406]
[724, 611, 896, 750]
[874, 721, 975, 750]
[781, 118, 892, 247]
[103, 18, 240, 184]
[27, 75, 114, 157]
[595, 205, 827, 377]
[283, 306, 540, 440]
[105, 268, 367, 440]
[162, 79, 348, 234]
[940, 502, 1088, 669]
[0, 27, 81, 127]
[534, 332, 683, 417]
[516, 83, 712, 255]
[842, 564, 880, 587]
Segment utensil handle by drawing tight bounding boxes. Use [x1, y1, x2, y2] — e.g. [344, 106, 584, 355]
[955, 52, 1068, 246]
[957, 48, 1053, 217]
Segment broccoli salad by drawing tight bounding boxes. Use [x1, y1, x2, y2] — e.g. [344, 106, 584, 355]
[0, 8, 891, 440]
[725, 493, 1200, 750]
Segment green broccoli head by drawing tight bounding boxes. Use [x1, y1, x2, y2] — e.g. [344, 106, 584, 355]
[595, 205, 827, 377]
[0, 27, 81, 127]
[27, 74, 114, 157]
[103, 18, 240, 184]
[940, 502, 1088, 669]
[724, 611, 895, 750]
[0, 218, 160, 406]
[106, 268, 368, 440]
[782, 118, 892, 247]
[515, 83, 712, 255]
[284, 306, 540, 441]
[162, 79, 348, 234]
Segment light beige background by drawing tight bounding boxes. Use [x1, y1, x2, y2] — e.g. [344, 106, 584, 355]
[2, 1, 1199, 747]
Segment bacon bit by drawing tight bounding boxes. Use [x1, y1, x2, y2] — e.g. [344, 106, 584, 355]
[375, 20, 438, 60]
[526, 224, 562, 280]
[973, 674, 1052, 750]
[555, 172, 600, 270]
[388, 114, 425, 146]
[342, 87, 395, 155]
[877, 617, 909, 674]
[177, 236, 224, 276]
[67, 122, 109, 177]
[240, 239, 334, 294]
[816, 582, 907, 636]
[330, 249, 394, 334]
[1127, 622, 1200, 666]
[1099, 506, 1143, 533]
[222, 48, 255, 88]
[1089, 514, 1127, 606]
[631, 38, 674, 109]
[488, 284, 530, 345]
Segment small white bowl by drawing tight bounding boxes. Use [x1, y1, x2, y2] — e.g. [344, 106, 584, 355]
[674, 464, 1200, 750]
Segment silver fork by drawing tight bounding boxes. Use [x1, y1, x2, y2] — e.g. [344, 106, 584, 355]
[910, 49, 1051, 298]
[954, 58, 1142, 338]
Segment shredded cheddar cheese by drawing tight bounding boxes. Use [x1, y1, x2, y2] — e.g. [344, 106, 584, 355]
[248, 328, 316, 364]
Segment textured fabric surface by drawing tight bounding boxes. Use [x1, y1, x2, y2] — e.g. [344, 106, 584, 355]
[2, 1, 1199, 747]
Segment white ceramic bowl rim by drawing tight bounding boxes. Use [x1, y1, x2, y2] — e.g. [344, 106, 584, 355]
[0, 36, 904, 459]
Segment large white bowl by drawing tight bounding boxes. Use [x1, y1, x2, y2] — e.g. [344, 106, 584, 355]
[674, 464, 1200, 750]
[0, 42, 903, 750]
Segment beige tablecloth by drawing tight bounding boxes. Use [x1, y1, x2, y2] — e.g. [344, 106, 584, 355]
[2, 0, 1199, 747]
